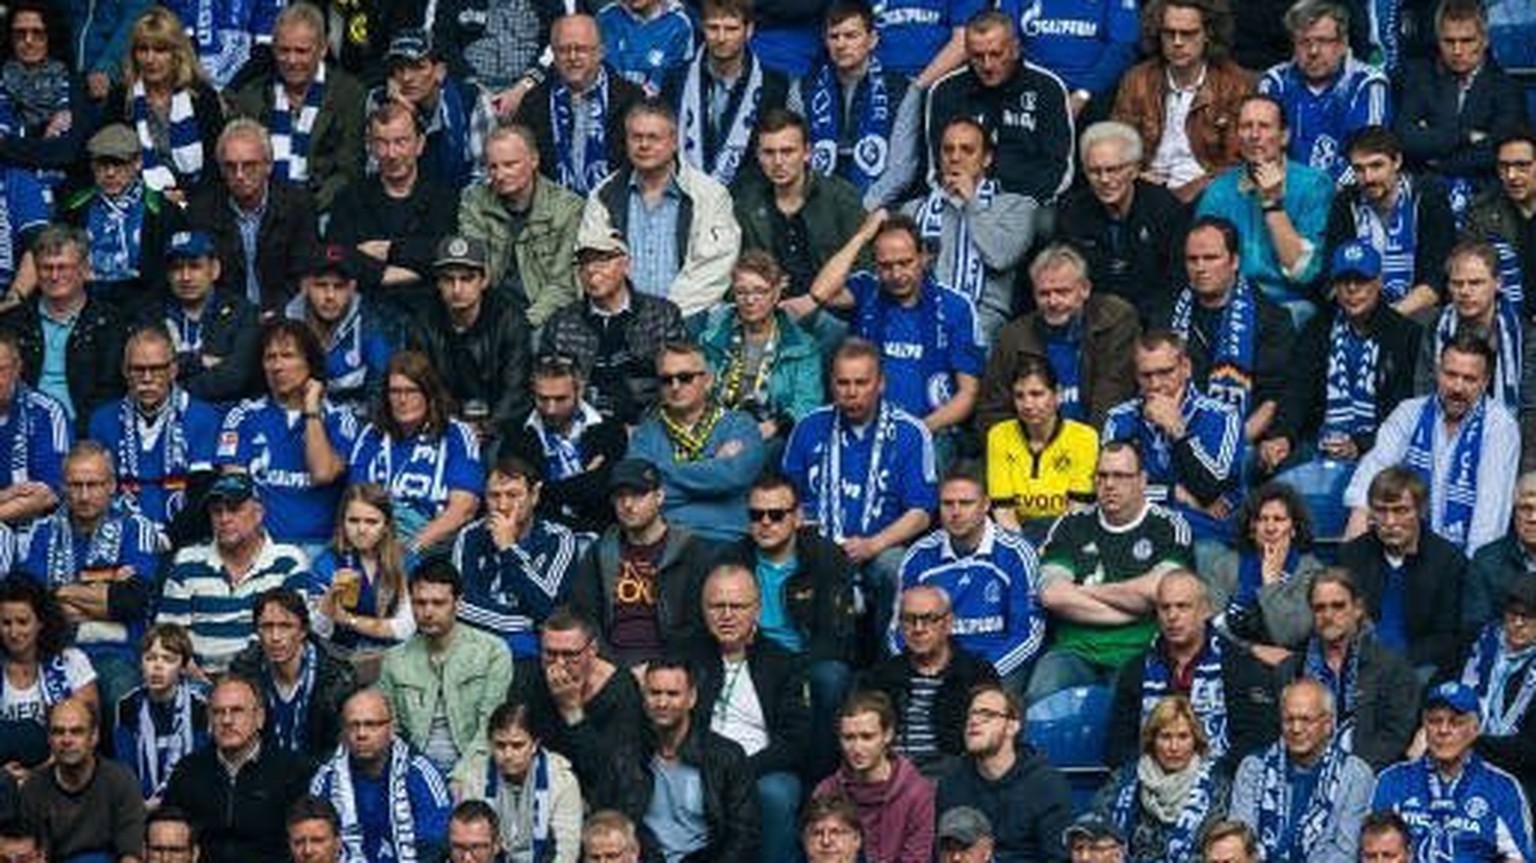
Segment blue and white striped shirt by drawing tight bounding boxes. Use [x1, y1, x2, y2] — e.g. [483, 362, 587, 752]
[157, 536, 309, 672]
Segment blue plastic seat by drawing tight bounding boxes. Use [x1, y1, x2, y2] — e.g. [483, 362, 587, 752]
[1026, 684, 1114, 814]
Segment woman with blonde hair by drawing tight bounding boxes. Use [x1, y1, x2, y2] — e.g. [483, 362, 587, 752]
[103, 6, 224, 195]
[299, 483, 416, 677]
[1094, 695, 1231, 863]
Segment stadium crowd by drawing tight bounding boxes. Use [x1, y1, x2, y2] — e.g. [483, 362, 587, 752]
[0, 0, 1535, 861]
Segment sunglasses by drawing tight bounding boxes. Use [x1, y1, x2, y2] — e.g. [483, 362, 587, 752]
[659, 371, 704, 387]
[748, 507, 792, 523]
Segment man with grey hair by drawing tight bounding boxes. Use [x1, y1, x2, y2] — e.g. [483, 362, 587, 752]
[187, 118, 322, 313]
[1052, 122, 1189, 323]
[978, 242, 1140, 432]
[898, 115, 1039, 346]
[1256, 0, 1388, 181]
[1229, 678, 1375, 863]
[0, 224, 126, 421]
[232, 2, 367, 213]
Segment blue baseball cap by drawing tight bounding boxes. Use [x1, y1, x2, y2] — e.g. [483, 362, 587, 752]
[1330, 240, 1382, 282]
[167, 230, 215, 261]
[1424, 681, 1479, 716]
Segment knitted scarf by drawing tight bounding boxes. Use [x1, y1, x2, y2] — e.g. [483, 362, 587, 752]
[483, 749, 553, 863]
[1, 386, 31, 485]
[132, 82, 204, 191]
[1231, 547, 1300, 616]
[1111, 755, 1216, 863]
[1254, 736, 1353, 862]
[817, 399, 899, 541]
[42, 510, 125, 588]
[1169, 280, 1259, 418]
[0, 171, 14, 281]
[915, 179, 996, 305]
[1351, 176, 1418, 304]
[806, 58, 890, 193]
[1404, 394, 1486, 551]
[550, 68, 610, 195]
[1304, 634, 1363, 748]
[325, 736, 419, 863]
[265, 641, 318, 752]
[718, 319, 777, 413]
[1, 59, 71, 129]
[134, 681, 196, 798]
[1460, 622, 1536, 736]
[1323, 314, 1380, 440]
[117, 389, 192, 512]
[678, 51, 764, 185]
[270, 62, 327, 183]
[526, 401, 602, 481]
[86, 182, 146, 282]
[1140, 631, 1230, 759]
[1432, 302, 1523, 409]
[658, 401, 724, 462]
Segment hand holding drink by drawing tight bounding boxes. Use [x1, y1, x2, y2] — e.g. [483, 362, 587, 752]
[334, 568, 362, 610]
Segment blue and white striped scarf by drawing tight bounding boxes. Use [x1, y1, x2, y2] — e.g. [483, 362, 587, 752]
[1304, 634, 1363, 749]
[133, 681, 197, 799]
[1, 652, 75, 712]
[1169, 280, 1259, 418]
[265, 640, 318, 752]
[525, 401, 602, 481]
[326, 736, 420, 863]
[1111, 756, 1217, 863]
[1350, 176, 1417, 304]
[807, 58, 890, 193]
[1324, 314, 1381, 439]
[1139, 631, 1230, 759]
[551, 69, 609, 195]
[1432, 303, 1523, 409]
[817, 399, 898, 542]
[678, 51, 763, 185]
[1461, 622, 1536, 736]
[915, 179, 996, 305]
[132, 83, 204, 191]
[42, 510, 125, 588]
[1405, 394, 1486, 552]
[270, 63, 327, 183]
[1254, 736, 1354, 862]
[483, 749, 553, 863]
[117, 388, 192, 515]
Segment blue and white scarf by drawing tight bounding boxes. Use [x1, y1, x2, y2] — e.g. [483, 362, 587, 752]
[1, 386, 34, 486]
[326, 736, 419, 863]
[483, 749, 553, 863]
[133, 83, 204, 191]
[915, 179, 996, 305]
[1, 652, 75, 712]
[1254, 736, 1354, 861]
[525, 401, 601, 481]
[270, 62, 327, 183]
[1111, 756, 1217, 863]
[1323, 314, 1381, 439]
[0, 170, 15, 281]
[806, 59, 890, 192]
[1231, 547, 1300, 617]
[678, 51, 764, 185]
[1492, 240, 1526, 311]
[551, 69, 610, 195]
[1351, 177, 1418, 303]
[265, 640, 318, 752]
[1461, 622, 1536, 736]
[1432, 303, 1523, 408]
[1169, 280, 1259, 418]
[817, 399, 899, 541]
[86, 182, 145, 283]
[118, 388, 192, 515]
[163, 305, 205, 356]
[135, 681, 196, 798]
[1140, 631, 1230, 759]
[1404, 394, 1486, 551]
[42, 510, 125, 588]
[1304, 634, 1363, 748]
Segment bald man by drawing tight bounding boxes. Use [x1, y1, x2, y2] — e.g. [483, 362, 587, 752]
[1105, 570, 1279, 771]
[308, 690, 453, 863]
[20, 699, 146, 863]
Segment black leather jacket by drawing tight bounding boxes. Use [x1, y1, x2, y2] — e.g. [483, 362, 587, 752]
[2, 295, 125, 420]
[408, 289, 533, 428]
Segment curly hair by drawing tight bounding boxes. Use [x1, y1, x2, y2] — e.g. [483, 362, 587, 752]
[0, 577, 73, 658]
[1234, 482, 1315, 553]
[1139, 0, 1234, 62]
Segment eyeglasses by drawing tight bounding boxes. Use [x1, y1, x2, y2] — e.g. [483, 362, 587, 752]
[900, 611, 949, 628]
[659, 371, 704, 387]
[1085, 162, 1136, 179]
[127, 362, 173, 377]
[966, 706, 1016, 722]
[542, 638, 594, 662]
[1499, 159, 1536, 174]
[748, 507, 792, 523]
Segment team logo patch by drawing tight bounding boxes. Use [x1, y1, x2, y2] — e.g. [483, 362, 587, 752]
[1132, 538, 1153, 561]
